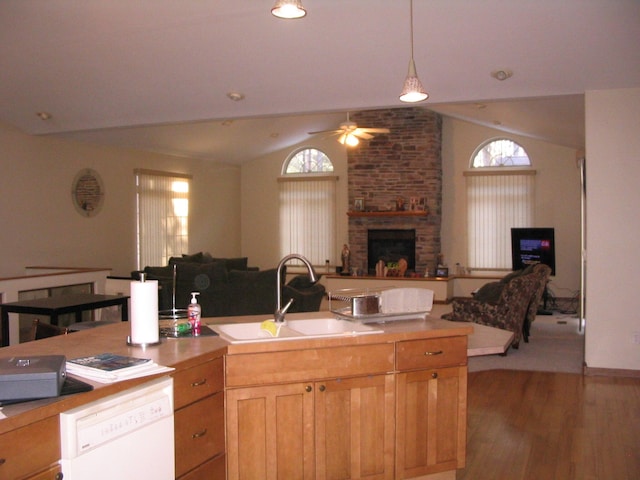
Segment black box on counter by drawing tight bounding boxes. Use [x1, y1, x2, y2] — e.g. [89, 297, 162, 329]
[0, 355, 66, 401]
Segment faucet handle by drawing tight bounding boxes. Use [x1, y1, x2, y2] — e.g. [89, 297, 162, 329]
[274, 297, 295, 323]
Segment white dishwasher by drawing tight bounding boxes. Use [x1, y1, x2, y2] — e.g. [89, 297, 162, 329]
[60, 376, 175, 480]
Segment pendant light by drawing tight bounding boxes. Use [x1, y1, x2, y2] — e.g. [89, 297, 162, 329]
[271, 0, 307, 19]
[399, 0, 428, 103]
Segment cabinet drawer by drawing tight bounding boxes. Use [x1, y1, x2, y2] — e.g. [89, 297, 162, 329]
[178, 453, 225, 480]
[0, 416, 59, 479]
[225, 343, 394, 387]
[175, 392, 225, 477]
[173, 356, 224, 409]
[396, 336, 467, 371]
[25, 463, 63, 480]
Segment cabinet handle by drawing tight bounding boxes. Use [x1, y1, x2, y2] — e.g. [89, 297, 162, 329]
[305, 385, 312, 392]
[431, 372, 438, 379]
[55, 473, 64, 480]
[191, 378, 207, 387]
[192, 428, 208, 439]
[424, 350, 443, 356]
[319, 384, 326, 392]
[0, 458, 5, 465]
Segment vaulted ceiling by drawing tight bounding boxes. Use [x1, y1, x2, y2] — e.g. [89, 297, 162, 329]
[1, 1, 638, 163]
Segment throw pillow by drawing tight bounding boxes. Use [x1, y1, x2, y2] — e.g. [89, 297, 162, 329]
[473, 281, 505, 304]
[213, 257, 249, 272]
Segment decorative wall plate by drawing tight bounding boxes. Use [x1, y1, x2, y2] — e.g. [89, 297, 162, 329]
[71, 168, 105, 217]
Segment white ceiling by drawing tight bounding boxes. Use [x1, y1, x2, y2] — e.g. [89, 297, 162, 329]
[1, 1, 638, 163]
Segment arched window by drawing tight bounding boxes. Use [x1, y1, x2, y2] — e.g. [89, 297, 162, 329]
[283, 147, 334, 174]
[471, 138, 531, 168]
[466, 139, 535, 270]
[279, 148, 337, 266]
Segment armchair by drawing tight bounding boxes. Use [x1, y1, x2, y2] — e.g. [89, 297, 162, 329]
[442, 271, 540, 348]
[522, 264, 552, 342]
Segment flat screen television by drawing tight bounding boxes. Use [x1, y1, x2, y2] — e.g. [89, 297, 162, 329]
[510, 227, 556, 275]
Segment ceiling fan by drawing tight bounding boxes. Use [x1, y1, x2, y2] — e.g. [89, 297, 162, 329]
[308, 113, 390, 146]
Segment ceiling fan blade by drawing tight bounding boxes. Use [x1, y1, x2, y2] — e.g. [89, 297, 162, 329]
[354, 131, 374, 140]
[357, 128, 390, 133]
[308, 129, 342, 135]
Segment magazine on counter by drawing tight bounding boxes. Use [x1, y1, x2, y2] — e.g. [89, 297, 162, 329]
[66, 353, 173, 383]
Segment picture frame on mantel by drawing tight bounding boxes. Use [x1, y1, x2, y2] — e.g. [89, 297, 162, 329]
[354, 197, 364, 212]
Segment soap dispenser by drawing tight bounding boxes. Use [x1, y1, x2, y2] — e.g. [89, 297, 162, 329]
[188, 292, 201, 333]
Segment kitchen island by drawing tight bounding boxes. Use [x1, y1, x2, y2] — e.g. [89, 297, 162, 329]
[0, 311, 472, 480]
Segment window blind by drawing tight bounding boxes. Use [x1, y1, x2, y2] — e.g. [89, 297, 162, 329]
[466, 170, 535, 270]
[279, 176, 337, 267]
[135, 169, 191, 269]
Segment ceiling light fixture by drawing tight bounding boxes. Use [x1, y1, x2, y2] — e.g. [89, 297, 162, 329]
[271, 0, 307, 19]
[491, 69, 513, 81]
[227, 92, 245, 101]
[399, 0, 428, 103]
[338, 132, 359, 147]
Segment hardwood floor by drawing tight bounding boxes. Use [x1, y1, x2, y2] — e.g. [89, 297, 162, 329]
[458, 369, 640, 480]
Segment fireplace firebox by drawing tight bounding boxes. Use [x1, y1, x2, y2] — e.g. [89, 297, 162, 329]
[367, 229, 416, 275]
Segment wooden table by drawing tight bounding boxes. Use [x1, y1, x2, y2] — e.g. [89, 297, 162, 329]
[1, 293, 129, 346]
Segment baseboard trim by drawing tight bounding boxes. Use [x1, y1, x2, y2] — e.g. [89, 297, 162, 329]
[583, 363, 640, 378]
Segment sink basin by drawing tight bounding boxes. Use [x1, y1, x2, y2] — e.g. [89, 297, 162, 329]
[212, 318, 383, 343]
[287, 318, 383, 336]
[212, 322, 301, 343]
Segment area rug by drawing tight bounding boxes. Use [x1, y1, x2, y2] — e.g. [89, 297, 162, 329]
[467, 313, 585, 374]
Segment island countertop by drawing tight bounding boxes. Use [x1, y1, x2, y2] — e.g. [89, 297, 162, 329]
[0, 310, 472, 434]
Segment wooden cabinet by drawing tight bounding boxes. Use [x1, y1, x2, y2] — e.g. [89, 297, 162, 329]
[225, 344, 396, 480]
[315, 374, 395, 480]
[227, 382, 315, 479]
[0, 415, 60, 480]
[173, 355, 226, 479]
[395, 337, 467, 478]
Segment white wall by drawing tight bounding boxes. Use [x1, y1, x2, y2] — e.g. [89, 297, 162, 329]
[585, 87, 640, 371]
[0, 122, 241, 277]
[240, 137, 349, 270]
[441, 117, 582, 296]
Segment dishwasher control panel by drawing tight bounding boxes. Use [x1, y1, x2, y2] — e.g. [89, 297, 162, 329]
[60, 377, 174, 457]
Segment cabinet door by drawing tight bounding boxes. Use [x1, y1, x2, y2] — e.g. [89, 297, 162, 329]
[315, 374, 395, 480]
[395, 366, 467, 478]
[226, 382, 315, 480]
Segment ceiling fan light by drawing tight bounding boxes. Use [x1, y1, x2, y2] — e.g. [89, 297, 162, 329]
[271, 0, 307, 19]
[345, 133, 359, 147]
[400, 59, 428, 103]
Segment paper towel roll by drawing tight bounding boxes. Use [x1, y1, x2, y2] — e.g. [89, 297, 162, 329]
[130, 279, 159, 345]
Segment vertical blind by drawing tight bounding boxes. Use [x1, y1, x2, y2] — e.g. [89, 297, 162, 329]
[135, 169, 191, 269]
[279, 176, 337, 266]
[466, 170, 535, 270]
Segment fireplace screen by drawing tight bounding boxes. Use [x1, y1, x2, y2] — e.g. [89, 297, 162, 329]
[367, 229, 416, 275]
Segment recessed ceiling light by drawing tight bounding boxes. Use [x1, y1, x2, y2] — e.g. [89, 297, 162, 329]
[36, 111, 52, 120]
[227, 92, 245, 101]
[491, 69, 513, 81]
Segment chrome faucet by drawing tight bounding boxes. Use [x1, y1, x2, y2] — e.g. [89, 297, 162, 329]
[275, 254, 319, 323]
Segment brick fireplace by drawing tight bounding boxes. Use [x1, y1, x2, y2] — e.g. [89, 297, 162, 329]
[347, 107, 442, 276]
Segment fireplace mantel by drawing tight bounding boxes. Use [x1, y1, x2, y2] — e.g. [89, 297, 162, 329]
[347, 211, 428, 218]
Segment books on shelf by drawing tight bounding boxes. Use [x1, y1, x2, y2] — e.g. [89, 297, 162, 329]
[66, 353, 174, 384]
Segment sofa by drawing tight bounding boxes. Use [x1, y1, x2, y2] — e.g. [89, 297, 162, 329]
[133, 253, 326, 317]
[441, 263, 551, 348]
